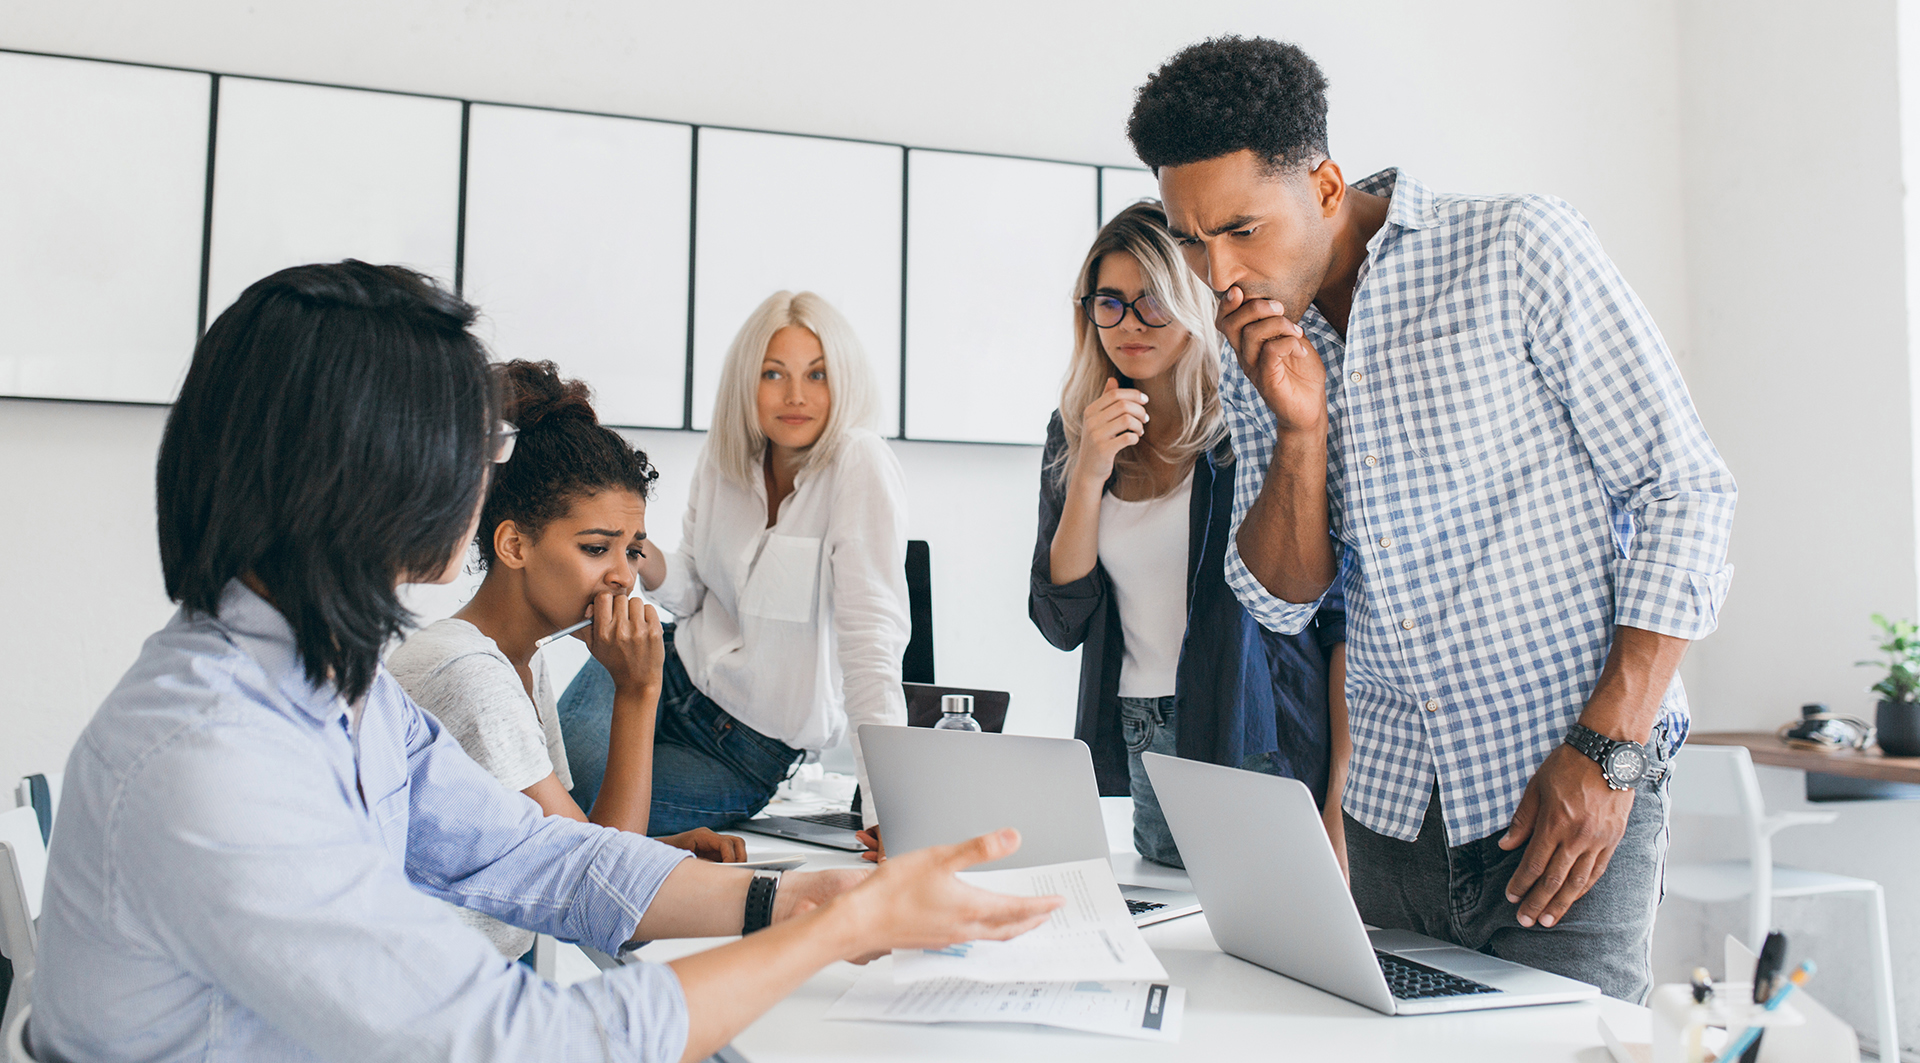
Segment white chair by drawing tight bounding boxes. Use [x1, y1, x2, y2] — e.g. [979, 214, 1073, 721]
[10, 776, 60, 847]
[3, 971, 32, 1063]
[1666, 744, 1899, 1060]
[0, 806, 47, 1042]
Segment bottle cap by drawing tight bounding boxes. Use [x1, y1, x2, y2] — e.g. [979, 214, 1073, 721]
[941, 694, 974, 715]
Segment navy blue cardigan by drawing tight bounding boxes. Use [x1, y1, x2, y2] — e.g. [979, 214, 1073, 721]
[1027, 412, 1344, 805]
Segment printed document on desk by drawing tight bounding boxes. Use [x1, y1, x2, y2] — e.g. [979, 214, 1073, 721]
[829, 961, 1185, 1042]
[891, 858, 1168, 983]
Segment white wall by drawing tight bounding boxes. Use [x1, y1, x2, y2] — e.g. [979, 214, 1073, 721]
[1652, 3, 1920, 1056]
[0, 0, 1698, 790]
[11, 0, 1920, 1052]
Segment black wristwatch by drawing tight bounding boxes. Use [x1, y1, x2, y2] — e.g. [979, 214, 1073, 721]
[742, 870, 782, 935]
[1563, 723, 1663, 790]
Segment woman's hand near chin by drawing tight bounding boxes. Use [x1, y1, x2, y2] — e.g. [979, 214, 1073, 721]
[1074, 377, 1149, 489]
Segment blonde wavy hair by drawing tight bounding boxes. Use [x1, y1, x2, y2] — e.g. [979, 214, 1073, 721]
[707, 290, 880, 488]
[1053, 200, 1224, 496]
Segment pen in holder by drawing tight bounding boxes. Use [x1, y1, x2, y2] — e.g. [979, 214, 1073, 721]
[1644, 937, 1858, 1063]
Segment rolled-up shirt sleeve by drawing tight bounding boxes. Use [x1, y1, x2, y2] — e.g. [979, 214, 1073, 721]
[1028, 412, 1110, 651]
[825, 434, 912, 825]
[646, 461, 710, 620]
[399, 701, 690, 953]
[1220, 346, 1338, 636]
[1517, 196, 1737, 640]
[119, 696, 693, 1063]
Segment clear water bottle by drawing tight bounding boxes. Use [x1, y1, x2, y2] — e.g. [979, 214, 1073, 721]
[933, 693, 981, 731]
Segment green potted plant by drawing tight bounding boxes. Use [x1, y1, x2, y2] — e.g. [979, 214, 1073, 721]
[1857, 614, 1920, 756]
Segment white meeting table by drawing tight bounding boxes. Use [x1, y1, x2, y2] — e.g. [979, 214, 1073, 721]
[622, 797, 1648, 1063]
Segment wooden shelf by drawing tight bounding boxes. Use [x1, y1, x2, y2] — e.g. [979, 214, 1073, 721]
[1689, 730, 1920, 785]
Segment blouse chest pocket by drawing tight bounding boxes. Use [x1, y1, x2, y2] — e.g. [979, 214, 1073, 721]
[739, 534, 823, 624]
[1388, 325, 1523, 473]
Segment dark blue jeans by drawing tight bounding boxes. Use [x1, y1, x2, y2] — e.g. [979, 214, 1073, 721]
[1121, 695, 1308, 870]
[558, 630, 803, 834]
[1344, 734, 1673, 1004]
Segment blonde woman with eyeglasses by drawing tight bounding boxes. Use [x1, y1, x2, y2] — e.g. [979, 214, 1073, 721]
[1029, 200, 1350, 870]
[560, 291, 910, 840]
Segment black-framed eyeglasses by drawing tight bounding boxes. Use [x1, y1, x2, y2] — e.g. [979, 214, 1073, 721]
[1079, 292, 1173, 329]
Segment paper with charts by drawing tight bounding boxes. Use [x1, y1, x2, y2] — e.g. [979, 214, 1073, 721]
[890, 857, 1169, 983]
[828, 962, 1185, 1042]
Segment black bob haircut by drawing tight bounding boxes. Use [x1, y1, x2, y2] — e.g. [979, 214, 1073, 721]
[477, 360, 659, 568]
[1127, 36, 1330, 175]
[157, 260, 498, 704]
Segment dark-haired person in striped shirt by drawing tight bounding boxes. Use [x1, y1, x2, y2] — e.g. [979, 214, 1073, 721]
[1127, 37, 1735, 1002]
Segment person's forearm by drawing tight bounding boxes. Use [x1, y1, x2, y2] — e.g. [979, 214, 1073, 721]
[1325, 643, 1350, 807]
[1577, 625, 1689, 743]
[632, 859, 753, 939]
[1046, 475, 1106, 585]
[638, 544, 669, 592]
[592, 686, 660, 834]
[669, 901, 860, 1063]
[1236, 429, 1335, 603]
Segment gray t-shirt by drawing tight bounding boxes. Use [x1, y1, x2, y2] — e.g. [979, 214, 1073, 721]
[388, 618, 573, 957]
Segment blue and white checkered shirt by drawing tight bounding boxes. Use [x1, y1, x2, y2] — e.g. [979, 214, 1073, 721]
[1222, 169, 1736, 846]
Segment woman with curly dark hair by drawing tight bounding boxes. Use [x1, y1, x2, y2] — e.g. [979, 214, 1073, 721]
[388, 359, 746, 961]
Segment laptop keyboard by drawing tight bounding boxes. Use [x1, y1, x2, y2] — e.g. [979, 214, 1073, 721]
[1126, 899, 1167, 915]
[1375, 952, 1499, 999]
[793, 811, 864, 831]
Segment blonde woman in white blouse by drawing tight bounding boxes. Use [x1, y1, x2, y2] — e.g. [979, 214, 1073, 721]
[560, 290, 910, 834]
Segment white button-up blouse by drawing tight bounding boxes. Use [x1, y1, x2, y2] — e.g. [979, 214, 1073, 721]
[648, 427, 911, 809]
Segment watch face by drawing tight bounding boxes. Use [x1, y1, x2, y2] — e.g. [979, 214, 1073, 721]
[1606, 745, 1649, 784]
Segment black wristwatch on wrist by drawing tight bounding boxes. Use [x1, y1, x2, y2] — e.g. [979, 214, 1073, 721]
[742, 870, 782, 935]
[1563, 723, 1663, 790]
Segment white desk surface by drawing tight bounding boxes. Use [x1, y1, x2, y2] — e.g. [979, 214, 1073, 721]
[624, 797, 1648, 1063]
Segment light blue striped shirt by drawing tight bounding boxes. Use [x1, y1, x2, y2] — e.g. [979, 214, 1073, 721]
[1222, 169, 1736, 846]
[31, 581, 692, 1062]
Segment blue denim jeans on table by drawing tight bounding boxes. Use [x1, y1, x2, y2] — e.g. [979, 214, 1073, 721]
[1121, 695, 1306, 869]
[558, 630, 803, 835]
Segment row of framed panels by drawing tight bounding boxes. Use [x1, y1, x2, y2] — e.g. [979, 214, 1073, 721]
[0, 50, 1164, 445]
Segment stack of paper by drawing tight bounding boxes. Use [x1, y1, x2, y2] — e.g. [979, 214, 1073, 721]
[826, 858, 1185, 1042]
[829, 967, 1185, 1043]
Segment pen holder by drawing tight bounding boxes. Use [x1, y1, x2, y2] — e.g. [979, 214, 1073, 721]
[1648, 943, 1859, 1063]
[1651, 983, 1805, 1063]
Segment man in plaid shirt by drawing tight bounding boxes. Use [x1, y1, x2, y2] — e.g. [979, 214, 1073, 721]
[1128, 37, 1735, 1001]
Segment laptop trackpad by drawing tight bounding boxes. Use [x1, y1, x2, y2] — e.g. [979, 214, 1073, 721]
[1367, 932, 1517, 979]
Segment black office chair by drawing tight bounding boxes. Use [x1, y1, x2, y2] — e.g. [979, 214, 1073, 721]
[903, 540, 934, 684]
[902, 683, 1009, 733]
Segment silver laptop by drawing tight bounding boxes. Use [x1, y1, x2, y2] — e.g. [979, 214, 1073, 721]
[859, 725, 1199, 927]
[1142, 751, 1600, 1015]
[733, 806, 867, 851]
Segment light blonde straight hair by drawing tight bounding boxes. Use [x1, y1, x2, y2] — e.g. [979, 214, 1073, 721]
[1053, 199, 1224, 496]
[707, 290, 881, 489]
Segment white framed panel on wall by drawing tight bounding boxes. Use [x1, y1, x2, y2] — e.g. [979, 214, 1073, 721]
[691, 129, 903, 433]
[205, 78, 461, 323]
[1101, 167, 1160, 225]
[904, 150, 1096, 445]
[0, 53, 209, 402]
[463, 105, 691, 429]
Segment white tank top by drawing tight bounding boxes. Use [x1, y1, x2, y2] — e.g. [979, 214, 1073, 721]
[1097, 468, 1194, 698]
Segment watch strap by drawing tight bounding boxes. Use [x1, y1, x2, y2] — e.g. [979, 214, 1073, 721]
[1564, 723, 1663, 786]
[742, 870, 782, 935]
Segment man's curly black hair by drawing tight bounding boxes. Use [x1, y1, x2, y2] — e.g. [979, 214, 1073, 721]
[1127, 36, 1329, 175]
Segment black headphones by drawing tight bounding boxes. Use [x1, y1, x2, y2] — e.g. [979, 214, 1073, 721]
[1779, 703, 1876, 751]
